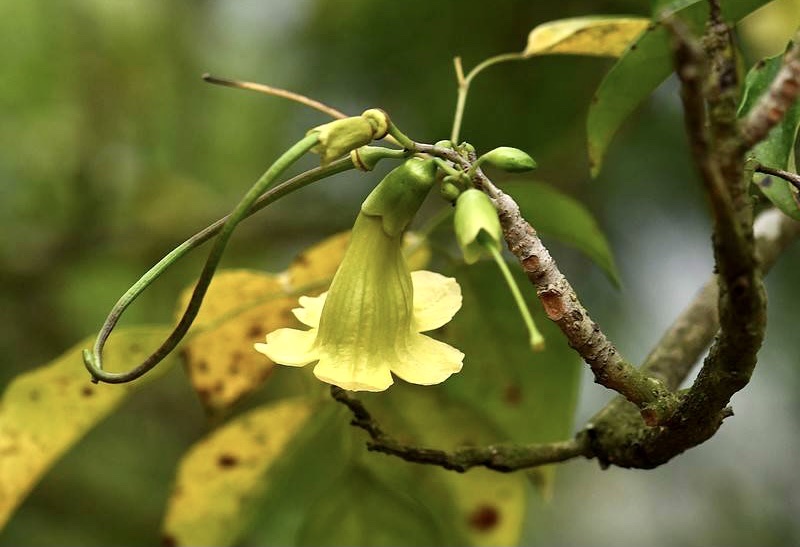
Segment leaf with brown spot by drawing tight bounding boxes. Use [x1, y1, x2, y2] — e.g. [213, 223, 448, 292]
[361, 384, 528, 547]
[161, 398, 313, 547]
[0, 326, 176, 529]
[177, 270, 298, 413]
[523, 16, 649, 58]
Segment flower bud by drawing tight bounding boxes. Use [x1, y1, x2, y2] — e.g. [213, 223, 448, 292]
[439, 180, 461, 202]
[479, 146, 537, 173]
[454, 189, 502, 264]
[308, 109, 391, 165]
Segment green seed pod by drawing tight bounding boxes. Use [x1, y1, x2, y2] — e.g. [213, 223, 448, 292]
[479, 146, 537, 173]
[361, 157, 437, 236]
[453, 189, 502, 264]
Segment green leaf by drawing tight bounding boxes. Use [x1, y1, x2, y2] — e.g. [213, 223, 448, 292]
[361, 384, 529, 547]
[440, 263, 582, 460]
[587, 0, 773, 176]
[738, 46, 800, 220]
[435, 260, 583, 502]
[502, 180, 620, 285]
[242, 404, 355, 546]
[0, 326, 175, 530]
[296, 464, 450, 547]
[161, 398, 315, 547]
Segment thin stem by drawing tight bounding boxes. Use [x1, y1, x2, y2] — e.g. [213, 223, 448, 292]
[432, 157, 461, 178]
[756, 164, 800, 191]
[84, 134, 320, 383]
[450, 52, 524, 144]
[484, 235, 545, 351]
[202, 73, 348, 120]
[387, 121, 417, 151]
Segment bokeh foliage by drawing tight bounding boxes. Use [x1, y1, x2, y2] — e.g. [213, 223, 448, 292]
[2, 0, 800, 545]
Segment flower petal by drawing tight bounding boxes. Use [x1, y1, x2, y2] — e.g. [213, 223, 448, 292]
[292, 293, 328, 327]
[313, 355, 394, 392]
[254, 328, 318, 367]
[391, 334, 464, 385]
[411, 270, 463, 332]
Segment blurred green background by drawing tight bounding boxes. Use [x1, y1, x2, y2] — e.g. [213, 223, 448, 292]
[2, 0, 799, 545]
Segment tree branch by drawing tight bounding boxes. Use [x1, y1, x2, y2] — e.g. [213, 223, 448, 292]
[330, 386, 592, 472]
[585, 208, 799, 468]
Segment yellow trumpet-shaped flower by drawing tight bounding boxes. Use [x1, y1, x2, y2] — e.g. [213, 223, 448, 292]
[255, 157, 464, 391]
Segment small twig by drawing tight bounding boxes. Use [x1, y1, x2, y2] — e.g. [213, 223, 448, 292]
[202, 73, 348, 120]
[330, 386, 591, 472]
[755, 164, 800, 192]
[740, 30, 800, 149]
[453, 56, 466, 87]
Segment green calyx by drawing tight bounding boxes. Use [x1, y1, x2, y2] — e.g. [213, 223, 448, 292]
[454, 189, 502, 264]
[361, 157, 437, 236]
[309, 109, 390, 165]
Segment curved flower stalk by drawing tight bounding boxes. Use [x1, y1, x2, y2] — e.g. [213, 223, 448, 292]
[256, 158, 464, 391]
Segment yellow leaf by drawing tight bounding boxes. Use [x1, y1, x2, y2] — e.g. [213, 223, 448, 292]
[161, 398, 313, 547]
[523, 16, 650, 58]
[0, 326, 174, 529]
[178, 270, 297, 412]
[287, 231, 352, 291]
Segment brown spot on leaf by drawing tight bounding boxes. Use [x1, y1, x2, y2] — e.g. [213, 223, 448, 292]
[29, 389, 40, 402]
[212, 381, 224, 394]
[161, 534, 177, 547]
[468, 504, 501, 532]
[247, 323, 263, 339]
[196, 388, 211, 403]
[229, 352, 243, 375]
[217, 453, 239, 468]
[503, 384, 522, 406]
[293, 252, 310, 266]
[81, 386, 94, 397]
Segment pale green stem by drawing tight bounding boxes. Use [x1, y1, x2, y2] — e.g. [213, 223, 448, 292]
[450, 52, 525, 144]
[84, 134, 321, 383]
[432, 157, 461, 178]
[482, 234, 545, 351]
